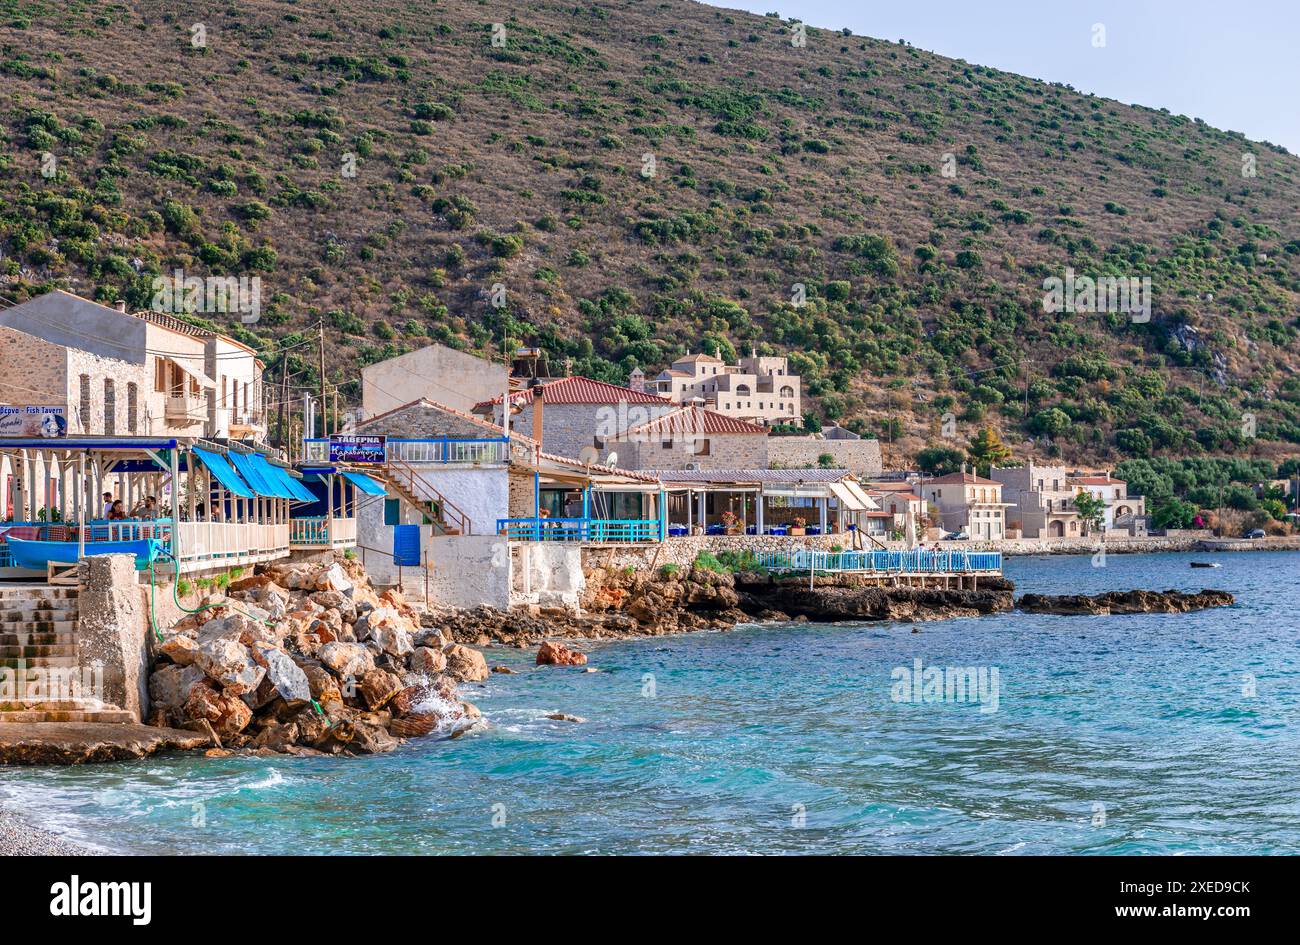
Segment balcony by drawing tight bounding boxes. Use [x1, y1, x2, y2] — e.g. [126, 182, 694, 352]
[496, 517, 661, 543]
[164, 390, 205, 425]
[290, 515, 357, 549]
[302, 437, 510, 465]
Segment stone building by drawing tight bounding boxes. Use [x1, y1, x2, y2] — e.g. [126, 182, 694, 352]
[0, 290, 265, 440]
[474, 375, 672, 465]
[360, 342, 505, 420]
[920, 471, 1012, 540]
[990, 463, 1083, 538]
[1068, 472, 1146, 531]
[642, 348, 801, 425]
[606, 404, 768, 470]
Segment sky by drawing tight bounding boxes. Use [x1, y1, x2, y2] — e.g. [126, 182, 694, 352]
[719, 0, 1300, 154]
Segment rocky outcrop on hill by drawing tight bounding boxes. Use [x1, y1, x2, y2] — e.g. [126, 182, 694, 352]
[146, 556, 486, 756]
[1016, 589, 1235, 615]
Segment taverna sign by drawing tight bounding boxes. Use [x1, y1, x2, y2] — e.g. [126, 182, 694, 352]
[0, 405, 66, 437]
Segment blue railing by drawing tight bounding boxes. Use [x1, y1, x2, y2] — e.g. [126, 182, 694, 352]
[0, 518, 175, 568]
[496, 517, 661, 543]
[304, 437, 509, 464]
[755, 549, 1002, 574]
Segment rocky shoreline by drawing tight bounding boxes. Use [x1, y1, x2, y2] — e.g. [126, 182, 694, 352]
[145, 556, 490, 758]
[425, 566, 1018, 646]
[1015, 589, 1235, 615]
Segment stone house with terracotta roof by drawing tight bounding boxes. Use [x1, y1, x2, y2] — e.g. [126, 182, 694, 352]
[920, 470, 1013, 539]
[639, 349, 802, 425]
[605, 404, 769, 470]
[473, 375, 673, 465]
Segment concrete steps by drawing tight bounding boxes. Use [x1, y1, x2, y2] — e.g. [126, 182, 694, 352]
[0, 585, 133, 722]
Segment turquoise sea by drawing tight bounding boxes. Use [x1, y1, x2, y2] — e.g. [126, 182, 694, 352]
[2, 551, 1297, 855]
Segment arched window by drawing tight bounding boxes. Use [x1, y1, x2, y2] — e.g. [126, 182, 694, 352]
[103, 379, 115, 435]
[78, 375, 91, 431]
[735, 384, 751, 397]
[780, 385, 794, 399]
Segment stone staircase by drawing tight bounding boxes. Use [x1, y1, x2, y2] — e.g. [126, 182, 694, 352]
[0, 585, 133, 723]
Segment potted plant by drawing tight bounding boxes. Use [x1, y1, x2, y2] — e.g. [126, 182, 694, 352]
[721, 510, 741, 535]
[789, 516, 807, 536]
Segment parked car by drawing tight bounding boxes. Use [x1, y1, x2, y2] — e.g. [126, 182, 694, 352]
[943, 531, 969, 541]
[1245, 528, 1266, 539]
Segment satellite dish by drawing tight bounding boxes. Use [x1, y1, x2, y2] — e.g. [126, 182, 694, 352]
[578, 446, 599, 465]
[605, 451, 619, 468]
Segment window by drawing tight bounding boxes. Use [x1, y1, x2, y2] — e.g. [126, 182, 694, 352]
[154, 359, 166, 392]
[780, 385, 794, 399]
[695, 439, 711, 456]
[661, 439, 673, 450]
[735, 384, 751, 397]
[103, 379, 115, 435]
[78, 374, 90, 431]
[127, 383, 138, 434]
[384, 499, 402, 525]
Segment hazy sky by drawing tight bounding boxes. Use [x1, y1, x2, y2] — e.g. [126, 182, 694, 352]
[720, 0, 1299, 154]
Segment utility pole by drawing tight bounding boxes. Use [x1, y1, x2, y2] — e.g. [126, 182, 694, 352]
[278, 351, 290, 455]
[318, 319, 327, 439]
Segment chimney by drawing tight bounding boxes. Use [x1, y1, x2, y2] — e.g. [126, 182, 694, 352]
[113, 300, 127, 313]
[529, 378, 545, 445]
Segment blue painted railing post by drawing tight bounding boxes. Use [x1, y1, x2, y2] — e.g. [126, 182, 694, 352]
[658, 489, 666, 541]
[533, 471, 541, 541]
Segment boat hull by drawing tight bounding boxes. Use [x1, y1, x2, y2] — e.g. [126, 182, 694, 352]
[3, 537, 163, 570]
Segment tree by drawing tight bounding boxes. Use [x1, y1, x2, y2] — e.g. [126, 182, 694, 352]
[917, 445, 965, 476]
[1073, 492, 1106, 535]
[1152, 497, 1197, 530]
[966, 427, 1012, 476]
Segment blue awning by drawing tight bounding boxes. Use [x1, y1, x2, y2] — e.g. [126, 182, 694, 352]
[254, 455, 317, 502]
[342, 471, 388, 496]
[228, 451, 293, 499]
[192, 447, 255, 499]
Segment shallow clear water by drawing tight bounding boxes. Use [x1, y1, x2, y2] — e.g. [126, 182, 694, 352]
[3, 551, 1297, 855]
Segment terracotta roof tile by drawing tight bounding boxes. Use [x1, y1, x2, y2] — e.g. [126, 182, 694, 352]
[475, 376, 668, 408]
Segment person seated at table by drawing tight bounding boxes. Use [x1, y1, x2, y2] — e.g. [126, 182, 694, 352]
[193, 502, 207, 522]
[132, 495, 160, 519]
[101, 492, 114, 519]
[107, 499, 126, 520]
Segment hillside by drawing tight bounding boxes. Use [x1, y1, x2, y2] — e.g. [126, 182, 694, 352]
[3, 0, 1300, 467]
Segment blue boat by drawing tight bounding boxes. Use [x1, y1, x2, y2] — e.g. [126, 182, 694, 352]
[3, 536, 164, 570]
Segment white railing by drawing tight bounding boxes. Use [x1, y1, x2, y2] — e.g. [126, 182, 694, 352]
[174, 521, 290, 570]
[301, 437, 509, 465]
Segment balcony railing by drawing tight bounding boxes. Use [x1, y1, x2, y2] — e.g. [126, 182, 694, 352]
[496, 517, 661, 543]
[290, 516, 357, 548]
[303, 437, 509, 465]
[164, 391, 205, 421]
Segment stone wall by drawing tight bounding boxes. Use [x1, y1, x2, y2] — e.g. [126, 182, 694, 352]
[358, 399, 501, 439]
[615, 430, 768, 470]
[77, 554, 152, 721]
[767, 436, 883, 477]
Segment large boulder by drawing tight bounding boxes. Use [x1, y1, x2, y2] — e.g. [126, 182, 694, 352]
[444, 644, 489, 683]
[318, 641, 375, 679]
[252, 646, 312, 704]
[359, 668, 404, 710]
[158, 634, 200, 667]
[184, 682, 253, 736]
[195, 638, 265, 695]
[366, 607, 414, 657]
[315, 563, 353, 593]
[536, 640, 588, 666]
[301, 663, 342, 706]
[149, 663, 205, 708]
[409, 646, 447, 676]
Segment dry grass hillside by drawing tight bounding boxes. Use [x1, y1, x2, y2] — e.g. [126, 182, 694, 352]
[2, 0, 1299, 472]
